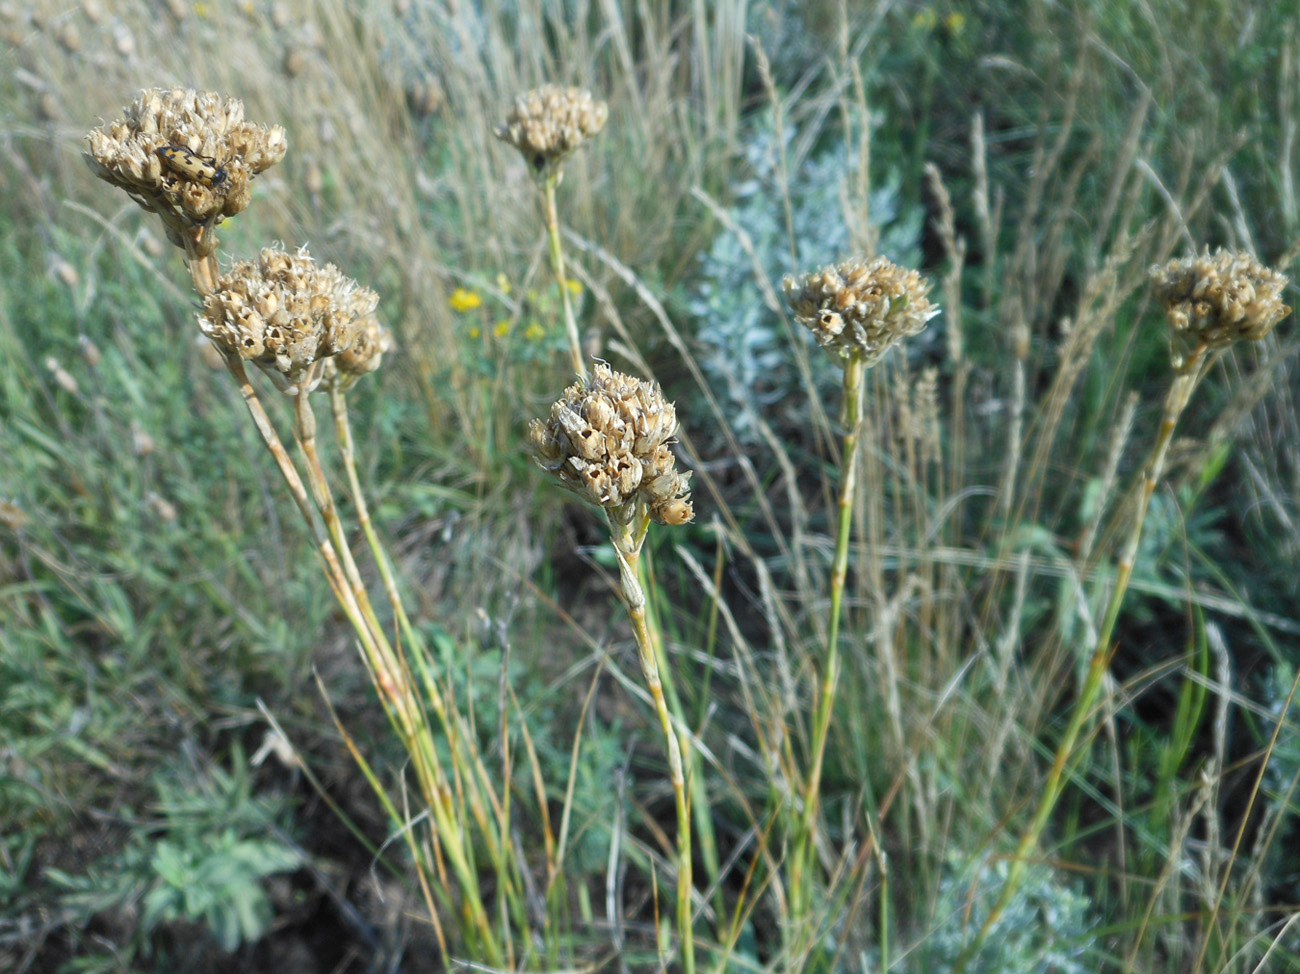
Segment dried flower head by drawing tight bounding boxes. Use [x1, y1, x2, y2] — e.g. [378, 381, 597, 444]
[529, 363, 693, 526]
[783, 255, 939, 364]
[84, 87, 287, 254]
[1149, 249, 1291, 372]
[495, 84, 608, 179]
[199, 247, 377, 394]
[325, 314, 394, 390]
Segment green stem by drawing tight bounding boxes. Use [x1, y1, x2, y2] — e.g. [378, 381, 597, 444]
[640, 552, 724, 936]
[954, 354, 1206, 972]
[542, 173, 586, 377]
[790, 350, 866, 939]
[613, 515, 695, 974]
[295, 386, 502, 967]
[326, 383, 526, 959]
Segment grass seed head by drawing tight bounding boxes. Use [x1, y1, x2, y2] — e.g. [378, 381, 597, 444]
[1149, 249, 1291, 372]
[783, 255, 939, 365]
[529, 363, 693, 526]
[199, 246, 377, 393]
[495, 84, 608, 180]
[84, 87, 287, 251]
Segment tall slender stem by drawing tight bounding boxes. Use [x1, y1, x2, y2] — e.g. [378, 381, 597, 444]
[541, 173, 586, 377]
[955, 352, 1207, 971]
[790, 350, 866, 934]
[293, 387, 502, 965]
[613, 515, 694, 974]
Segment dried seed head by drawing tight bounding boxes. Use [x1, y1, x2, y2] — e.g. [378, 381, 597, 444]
[495, 84, 608, 180]
[1149, 249, 1291, 372]
[54, 20, 78, 52]
[77, 334, 100, 367]
[0, 498, 27, 532]
[130, 419, 155, 456]
[145, 491, 177, 523]
[529, 363, 693, 525]
[45, 356, 78, 394]
[199, 246, 377, 393]
[783, 255, 940, 365]
[406, 76, 444, 118]
[326, 314, 394, 390]
[283, 47, 308, 77]
[83, 87, 287, 252]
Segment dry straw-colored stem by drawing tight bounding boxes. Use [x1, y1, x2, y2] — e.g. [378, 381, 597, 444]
[313, 385, 512, 964]
[542, 172, 586, 377]
[612, 514, 695, 974]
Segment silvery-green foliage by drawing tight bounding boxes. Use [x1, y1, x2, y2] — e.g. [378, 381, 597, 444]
[687, 113, 923, 444]
[924, 854, 1098, 972]
[1260, 662, 1300, 901]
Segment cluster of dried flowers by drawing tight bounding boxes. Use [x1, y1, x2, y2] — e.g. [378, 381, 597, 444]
[199, 247, 383, 393]
[327, 314, 395, 389]
[1149, 249, 1292, 372]
[495, 84, 608, 178]
[84, 87, 286, 253]
[529, 364, 693, 527]
[783, 255, 940, 364]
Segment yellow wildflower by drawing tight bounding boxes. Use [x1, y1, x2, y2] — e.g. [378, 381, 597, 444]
[524, 323, 546, 341]
[496, 272, 511, 295]
[565, 278, 583, 296]
[450, 287, 483, 312]
[468, 326, 481, 339]
[494, 320, 511, 337]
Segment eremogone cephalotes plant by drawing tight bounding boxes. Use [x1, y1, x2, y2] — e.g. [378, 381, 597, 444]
[85, 87, 524, 969]
[957, 248, 1291, 971]
[782, 255, 939, 952]
[496, 84, 608, 378]
[529, 362, 696, 972]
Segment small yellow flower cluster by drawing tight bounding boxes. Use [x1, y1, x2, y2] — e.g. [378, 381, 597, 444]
[84, 87, 286, 253]
[529, 363, 693, 526]
[199, 247, 382, 393]
[495, 84, 608, 179]
[449, 287, 483, 313]
[783, 255, 939, 364]
[1149, 249, 1291, 372]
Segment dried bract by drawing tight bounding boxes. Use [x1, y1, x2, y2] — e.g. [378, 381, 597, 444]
[783, 255, 939, 365]
[495, 84, 607, 179]
[529, 363, 693, 525]
[199, 247, 376, 393]
[1149, 249, 1291, 372]
[84, 87, 287, 253]
[326, 314, 394, 390]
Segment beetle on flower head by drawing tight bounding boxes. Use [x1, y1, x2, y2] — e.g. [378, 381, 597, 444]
[156, 144, 228, 189]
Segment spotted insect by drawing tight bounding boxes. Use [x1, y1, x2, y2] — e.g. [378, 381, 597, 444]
[156, 145, 228, 189]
